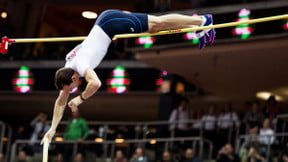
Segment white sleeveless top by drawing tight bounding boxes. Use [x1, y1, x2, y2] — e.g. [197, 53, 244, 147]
[65, 25, 111, 76]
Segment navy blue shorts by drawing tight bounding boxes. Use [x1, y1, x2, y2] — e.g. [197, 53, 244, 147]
[95, 9, 149, 39]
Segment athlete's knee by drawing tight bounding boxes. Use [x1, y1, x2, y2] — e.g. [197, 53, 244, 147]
[148, 15, 164, 33]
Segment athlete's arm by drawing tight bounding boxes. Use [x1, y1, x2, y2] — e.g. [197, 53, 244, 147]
[41, 90, 70, 144]
[67, 67, 101, 112]
[82, 67, 102, 99]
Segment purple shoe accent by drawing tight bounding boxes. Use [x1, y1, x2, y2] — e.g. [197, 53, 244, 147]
[196, 14, 216, 49]
[198, 35, 207, 49]
[207, 28, 216, 45]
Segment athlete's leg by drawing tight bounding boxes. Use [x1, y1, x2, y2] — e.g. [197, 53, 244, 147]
[148, 13, 216, 49]
[148, 14, 203, 33]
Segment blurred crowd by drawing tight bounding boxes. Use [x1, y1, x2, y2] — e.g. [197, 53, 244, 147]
[1, 95, 288, 162]
[167, 95, 283, 162]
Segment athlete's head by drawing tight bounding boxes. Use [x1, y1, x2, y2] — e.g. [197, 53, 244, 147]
[55, 67, 80, 91]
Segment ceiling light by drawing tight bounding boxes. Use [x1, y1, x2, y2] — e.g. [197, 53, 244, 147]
[82, 11, 97, 19]
[256, 91, 283, 101]
[54, 137, 64, 142]
[1, 12, 7, 19]
[115, 138, 125, 143]
[94, 138, 103, 143]
[150, 139, 157, 145]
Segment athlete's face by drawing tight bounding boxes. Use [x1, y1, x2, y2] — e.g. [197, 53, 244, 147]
[63, 72, 80, 91]
[69, 72, 80, 90]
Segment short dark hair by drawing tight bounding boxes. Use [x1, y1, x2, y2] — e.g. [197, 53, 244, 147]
[267, 95, 277, 105]
[180, 96, 189, 104]
[54, 67, 75, 90]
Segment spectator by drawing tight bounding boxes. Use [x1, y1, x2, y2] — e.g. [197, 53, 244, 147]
[169, 97, 192, 137]
[180, 148, 202, 162]
[244, 146, 266, 162]
[74, 153, 84, 162]
[217, 104, 240, 147]
[30, 113, 50, 143]
[52, 153, 64, 162]
[130, 147, 148, 162]
[259, 118, 275, 146]
[64, 110, 89, 140]
[12, 125, 30, 156]
[239, 125, 260, 161]
[29, 112, 50, 153]
[240, 102, 252, 120]
[12, 125, 27, 142]
[0, 153, 5, 162]
[160, 151, 176, 162]
[243, 101, 265, 129]
[202, 104, 217, 141]
[216, 144, 240, 162]
[15, 151, 32, 162]
[258, 118, 275, 159]
[218, 103, 240, 130]
[63, 111, 89, 162]
[114, 150, 128, 162]
[282, 154, 288, 162]
[280, 142, 288, 162]
[262, 96, 278, 122]
[191, 110, 203, 136]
